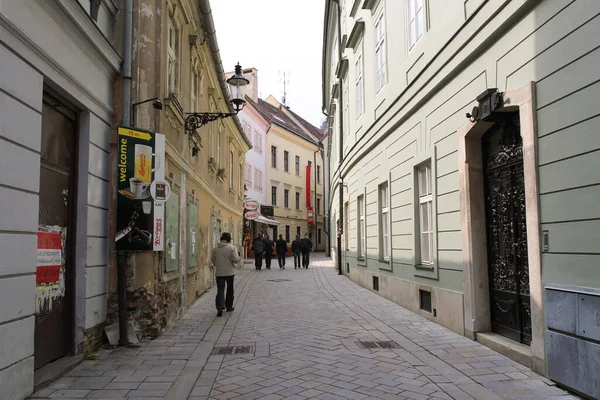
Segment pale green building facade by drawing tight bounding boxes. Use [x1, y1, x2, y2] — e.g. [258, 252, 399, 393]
[323, 0, 600, 397]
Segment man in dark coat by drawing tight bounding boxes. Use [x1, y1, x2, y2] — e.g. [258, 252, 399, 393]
[291, 235, 302, 269]
[300, 233, 313, 269]
[263, 235, 274, 270]
[252, 234, 265, 270]
[275, 234, 287, 269]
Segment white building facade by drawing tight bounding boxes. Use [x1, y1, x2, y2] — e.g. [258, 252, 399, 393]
[323, 0, 600, 397]
[0, 1, 120, 398]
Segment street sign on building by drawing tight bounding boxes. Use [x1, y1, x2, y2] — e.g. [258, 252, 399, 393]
[244, 200, 259, 211]
[244, 211, 259, 220]
[307, 207, 314, 225]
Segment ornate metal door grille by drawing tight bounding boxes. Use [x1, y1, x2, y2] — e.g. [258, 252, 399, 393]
[482, 113, 532, 345]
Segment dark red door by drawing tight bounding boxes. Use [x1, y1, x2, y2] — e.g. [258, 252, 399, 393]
[35, 93, 77, 369]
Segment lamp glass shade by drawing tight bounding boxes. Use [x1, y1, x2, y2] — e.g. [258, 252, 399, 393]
[226, 64, 249, 112]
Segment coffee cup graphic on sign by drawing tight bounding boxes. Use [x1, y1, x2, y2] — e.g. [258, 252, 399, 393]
[134, 144, 160, 184]
[130, 177, 149, 198]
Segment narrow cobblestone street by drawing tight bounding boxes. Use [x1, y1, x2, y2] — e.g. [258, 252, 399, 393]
[31, 255, 577, 400]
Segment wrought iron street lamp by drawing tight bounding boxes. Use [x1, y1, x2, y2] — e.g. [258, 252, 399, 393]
[184, 63, 249, 132]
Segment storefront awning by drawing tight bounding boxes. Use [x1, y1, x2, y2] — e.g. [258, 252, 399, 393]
[255, 214, 279, 226]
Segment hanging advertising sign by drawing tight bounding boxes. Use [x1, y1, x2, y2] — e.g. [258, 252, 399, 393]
[307, 207, 314, 225]
[244, 211, 259, 220]
[115, 127, 170, 251]
[244, 200, 259, 211]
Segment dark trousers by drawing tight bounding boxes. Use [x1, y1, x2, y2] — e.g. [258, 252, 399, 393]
[302, 251, 310, 268]
[264, 252, 272, 269]
[277, 252, 286, 268]
[254, 253, 263, 269]
[215, 275, 234, 311]
[294, 252, 302, 268]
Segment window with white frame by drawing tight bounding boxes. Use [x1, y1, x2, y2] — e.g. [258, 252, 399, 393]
[295, 155, 300, 175]
[418, 162, 433, 264]
[229, 151, 234, 188]
[357, 195, 365, 259]
[284, 189, 289, 208]
[245, 163, 252, 187]
[295, 192, 300, 210]
[284, 151, 289, 172]
[217, 125, 223, 165]
[254, 168, 263, 192]
[317, 165, 321, 183]
[271, 186, 277, 206]
[167, 19, 179, 95]
[355, 49, 364, 118]
[271, 145, 277, 168]
[379, 182, 390, 260]
[408, 0, 425, 48]
[375, 11, 387, 92]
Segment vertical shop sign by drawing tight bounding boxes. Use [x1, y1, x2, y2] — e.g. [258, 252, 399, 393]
[115, 127, 170, 251]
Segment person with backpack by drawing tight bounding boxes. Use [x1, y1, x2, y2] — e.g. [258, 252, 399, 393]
[210, 232, 241, 317]
[291, 235, 302, 269]
[300, 233, 313, 269]
[275, 234, 288, 269]
[252, 233, 265, 270]
[263, 234, 274, 270]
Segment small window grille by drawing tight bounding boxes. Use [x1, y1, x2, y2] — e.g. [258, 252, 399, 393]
[419, 289, 432, 312]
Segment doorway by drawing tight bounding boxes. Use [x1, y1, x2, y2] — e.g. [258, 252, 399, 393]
[35, 91, 78, 369]
[482, 113, 532, 345]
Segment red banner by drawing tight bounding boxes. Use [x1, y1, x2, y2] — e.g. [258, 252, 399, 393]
[307, 207, 314, 225]
[306, 164, 311, 207]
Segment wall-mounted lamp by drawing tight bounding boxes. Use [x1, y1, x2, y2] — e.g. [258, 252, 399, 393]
[131, 97, 163, 128]
[184, 63, 249, 132]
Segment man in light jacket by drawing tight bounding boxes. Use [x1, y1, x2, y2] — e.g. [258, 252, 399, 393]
[211, 232, 241, 317]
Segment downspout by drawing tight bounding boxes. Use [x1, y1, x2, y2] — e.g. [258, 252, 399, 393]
[118, 0, 133, 346]
[314, 145, 320, 249]
[332, 0, 344, 275]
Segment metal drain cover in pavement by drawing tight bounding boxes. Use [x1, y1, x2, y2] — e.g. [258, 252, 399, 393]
[211, 345, 254, 355]
[266, 279, 292, 282]
[356, 340, 401, 349]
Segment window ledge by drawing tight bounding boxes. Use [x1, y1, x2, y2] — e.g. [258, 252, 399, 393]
[163, 270, 180, 282]
[379, 258, 390, 263]
[187, 267, 197, 275]
[415, 264, 435, 270]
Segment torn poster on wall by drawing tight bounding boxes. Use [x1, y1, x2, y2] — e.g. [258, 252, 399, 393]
[36, 226, 67, 313]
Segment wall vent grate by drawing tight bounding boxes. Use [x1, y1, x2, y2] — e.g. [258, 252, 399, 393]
[211, 345, 254, 355]
[420, 289, 432, 312]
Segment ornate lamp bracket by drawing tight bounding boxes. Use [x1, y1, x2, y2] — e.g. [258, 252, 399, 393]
[184, 112, 238, 133]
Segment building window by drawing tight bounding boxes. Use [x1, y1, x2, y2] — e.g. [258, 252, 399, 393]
[317, 165, 321, 184]
[379, 182, 390, 260]
[254, 168, 262, 192]
[295, 155, 300, 175]
[271, 145, 277, 168]
[408, 0, 425, 48]
[355, 50, 363, 118]
[191, 62, 199, 112]
[229, 151, 234, 188]
[217, 124, 223, 166]
[297, 226, 301, 237]
[316, 199, 321, 215]
[272, 226, 278, 240]
[245, 163, 252, 187]
[418, 162, 433, 264]
[285, 225, 290, 242]
[239, 162, 243, 193]
[271, 186, 277, 206]
[375, 11, 387, 92]
[284, 151, 289, 172]
[255, 131, 262, 154]
[296, 192, 300, 210]
[167, 19, 179, 95]
[284, 189, 289, 208]
[357, 195, 365, 259]
[318, 229, 322, 244]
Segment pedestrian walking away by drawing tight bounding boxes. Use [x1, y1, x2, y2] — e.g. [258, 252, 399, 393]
[275, 234, 287, 268]
[252, 234, 265, 270]
[210, 232, 241, 317]
[300, 233, 312, 268]
[263, 234, 274, 269]
[291, 234, 302, 269]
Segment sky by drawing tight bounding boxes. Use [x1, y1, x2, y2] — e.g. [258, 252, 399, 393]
[210, 0, 326, 128]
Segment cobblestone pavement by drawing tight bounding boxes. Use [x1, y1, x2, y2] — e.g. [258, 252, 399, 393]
[31, 254, 578, 400]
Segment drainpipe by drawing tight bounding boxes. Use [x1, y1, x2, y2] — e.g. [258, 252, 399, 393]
[118, 0, 133, 346]
[332, 0, 344, 276]
[313, 145, 320, 249]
